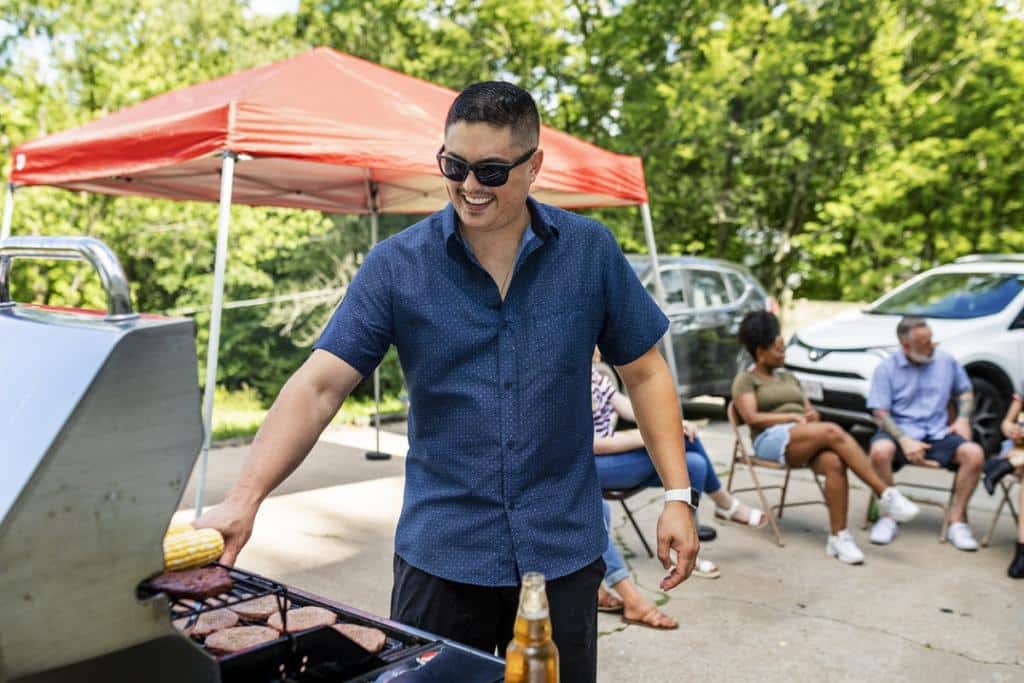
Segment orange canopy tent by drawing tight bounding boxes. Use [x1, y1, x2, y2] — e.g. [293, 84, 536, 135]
[2, 47, 673, 511]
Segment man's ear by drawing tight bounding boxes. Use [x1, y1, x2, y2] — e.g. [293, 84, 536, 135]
[529, 148, 544, 182]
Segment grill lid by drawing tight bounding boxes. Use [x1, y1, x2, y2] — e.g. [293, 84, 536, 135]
[0, 237, 206, 678]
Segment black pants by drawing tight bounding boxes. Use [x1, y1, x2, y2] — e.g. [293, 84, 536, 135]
[390, 554, 604, 683]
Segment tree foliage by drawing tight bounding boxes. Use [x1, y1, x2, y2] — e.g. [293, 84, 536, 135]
[2, 0, 1022, 403]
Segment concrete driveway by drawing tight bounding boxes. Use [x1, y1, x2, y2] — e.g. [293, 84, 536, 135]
[178, 402, 1023, 682]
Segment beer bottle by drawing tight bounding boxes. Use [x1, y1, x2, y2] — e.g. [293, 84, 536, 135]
[504, 572, 559, 683]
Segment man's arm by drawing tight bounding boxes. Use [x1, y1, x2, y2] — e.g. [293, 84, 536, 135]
[872, 408, 934, 466]
[195, 350, 364, 563]
[951, 391, 974, 439]
[615, 346, 698, 590]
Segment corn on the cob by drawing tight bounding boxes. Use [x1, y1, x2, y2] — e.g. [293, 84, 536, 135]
[163, 527, 224, 571]
[166, 520, 195, 536]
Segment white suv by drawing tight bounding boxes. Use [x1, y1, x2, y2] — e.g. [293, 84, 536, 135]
[786, 256, 1024, 454]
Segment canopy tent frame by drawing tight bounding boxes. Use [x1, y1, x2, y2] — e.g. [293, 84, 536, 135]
[2, 47, 676, 515]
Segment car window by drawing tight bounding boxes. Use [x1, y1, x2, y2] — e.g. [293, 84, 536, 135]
[725, 272, 748, 301]
[689, 269, 731, 309]
[868, 272, 1024, 319]
[658, 267, 688, 305]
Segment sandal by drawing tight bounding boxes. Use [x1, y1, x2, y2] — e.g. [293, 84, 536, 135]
[621, 605, 678, 630]
[692, 556, 721, 579]
[597, 587, 624, 613]
[715, 498, 766, 529]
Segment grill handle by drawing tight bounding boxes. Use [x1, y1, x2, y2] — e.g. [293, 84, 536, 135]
[0, 236, 137, 320]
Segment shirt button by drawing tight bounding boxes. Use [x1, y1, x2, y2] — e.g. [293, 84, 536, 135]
[506, 438, 514, 449]
[508, 500, 516, 511]
[501, 320, 509, 329]
[504, 380, 513, 389]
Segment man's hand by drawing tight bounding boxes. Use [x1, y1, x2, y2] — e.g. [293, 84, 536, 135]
[951, 417, 972, 441]
[682, 420, 699, 441]
[656, 502, 699, 590]
[898, 436, 936, 467]
[194, 496, 260, 566]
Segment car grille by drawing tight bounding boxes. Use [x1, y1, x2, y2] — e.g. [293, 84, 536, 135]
[820, 390, 867, 413]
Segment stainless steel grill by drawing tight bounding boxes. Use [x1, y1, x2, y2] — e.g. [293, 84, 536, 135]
[0, 237, 504, 683]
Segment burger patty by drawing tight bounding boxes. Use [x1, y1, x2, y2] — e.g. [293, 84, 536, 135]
[267, 605, 336, 633]
[173, 608, 239, 637]
[205, 626, 279, 655]
[147, 566, 234, 600]
[228, 594, 290, 620]
[333, 623, 388, 654]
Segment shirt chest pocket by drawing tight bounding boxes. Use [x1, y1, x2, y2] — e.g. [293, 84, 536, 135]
[527, 305, 598, 375]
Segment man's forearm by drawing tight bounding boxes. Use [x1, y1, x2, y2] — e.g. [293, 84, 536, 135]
[229, 373, 347, 507]
[872, 409, 906, 440]
[955, 392, 974, 421]
[619, 354, 690, 490]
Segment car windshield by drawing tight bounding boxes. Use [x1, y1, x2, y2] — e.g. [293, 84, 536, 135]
[868, 271, 1024, 319]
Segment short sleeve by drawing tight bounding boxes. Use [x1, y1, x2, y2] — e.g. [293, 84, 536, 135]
[595, 230, 669, 366]
[866, 360, 893, 411]
[952, 359, 972, 395]
[313, 245, 394, 377]
[731, 371, 756, 398]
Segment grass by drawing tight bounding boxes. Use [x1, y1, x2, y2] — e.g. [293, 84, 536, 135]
[211, 385, 405, 443]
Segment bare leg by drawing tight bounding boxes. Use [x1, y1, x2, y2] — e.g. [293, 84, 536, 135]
[1017, 468, 1024, 543]
[869, 439, 897, 488]
[785, 422, 890, 495]
[808, 450, 848, 534]
[948, 442, 984, 523]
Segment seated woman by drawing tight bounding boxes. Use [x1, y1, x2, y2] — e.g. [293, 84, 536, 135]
[981, 388, 1024, 578]
[592, 352, 765, 589]
[732, 311, 920, 564]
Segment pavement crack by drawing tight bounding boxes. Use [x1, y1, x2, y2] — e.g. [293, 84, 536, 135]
[714, 595, 1022, 668]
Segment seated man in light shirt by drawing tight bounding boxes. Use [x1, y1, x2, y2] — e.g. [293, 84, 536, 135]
[866, 316, 985, 550]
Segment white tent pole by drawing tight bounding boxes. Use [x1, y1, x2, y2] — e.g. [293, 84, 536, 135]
[370, 208, 382, 455]
[195, 152, 237, 516]
[640, 203, 680, 394]
[1, 183, 15, 241]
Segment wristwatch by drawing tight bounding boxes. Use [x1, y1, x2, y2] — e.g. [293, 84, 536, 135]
[663, 488, 696, 509]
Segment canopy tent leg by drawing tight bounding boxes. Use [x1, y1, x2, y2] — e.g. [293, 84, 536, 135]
[364, 180, 389, 460]
[1, 183, 15, 240]
[640, 203, 680, 394]
[195, 152, 237, 516]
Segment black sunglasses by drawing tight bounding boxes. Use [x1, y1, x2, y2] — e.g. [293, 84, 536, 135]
[436, 146, 536, 187]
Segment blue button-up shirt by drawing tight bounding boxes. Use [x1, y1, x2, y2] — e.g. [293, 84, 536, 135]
[314, 197, 668, 586]
[866, 349, 972, 441]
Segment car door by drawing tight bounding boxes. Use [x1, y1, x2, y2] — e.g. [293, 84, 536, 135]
[646, 266, 700, 396]
[684, 268, 736, 395]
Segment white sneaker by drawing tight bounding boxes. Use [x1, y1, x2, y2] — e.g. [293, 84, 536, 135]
[869, 516, 899, 545]
[880, 487, 920, 523]
[946, 522, 979, 551]
[826, 529, 865, 564]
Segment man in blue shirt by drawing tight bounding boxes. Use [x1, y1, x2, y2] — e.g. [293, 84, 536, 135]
[866, 316, 985, 550]
[197, 82, 698, 681]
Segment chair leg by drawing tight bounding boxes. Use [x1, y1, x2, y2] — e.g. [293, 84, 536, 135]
[982, 488, 1009, 548]
[726, 444, 739, 492]
[745, 458, 784, 547]
[620, 500, 654, 558]
[863, 493, 876, 530]
[777, 467, 792, 519]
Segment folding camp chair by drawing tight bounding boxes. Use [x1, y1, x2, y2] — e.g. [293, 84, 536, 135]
[725, 402, 826, 547]
[982, 476, 1020, 547]
[602, 487, 654, 558]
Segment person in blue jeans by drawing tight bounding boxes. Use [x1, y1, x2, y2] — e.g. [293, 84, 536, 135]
[593, 357, 765, 628]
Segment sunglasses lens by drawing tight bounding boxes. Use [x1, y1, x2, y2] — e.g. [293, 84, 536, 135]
[439, 156, 469, 181]
[474, 165, 509, 187]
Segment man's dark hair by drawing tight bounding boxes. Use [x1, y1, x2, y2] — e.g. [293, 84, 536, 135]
[445, 81, 540, 150]
[738, 310, 781, 358]
[896, 315, 928, 341]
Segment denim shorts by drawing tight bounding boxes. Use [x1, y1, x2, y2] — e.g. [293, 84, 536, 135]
[752, 423, 795, 464]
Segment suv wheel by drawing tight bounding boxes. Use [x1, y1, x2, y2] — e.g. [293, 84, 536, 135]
[969, 376, 1007, 456]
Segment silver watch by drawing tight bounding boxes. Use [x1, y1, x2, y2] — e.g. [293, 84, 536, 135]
[663, 488, 696, 508]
